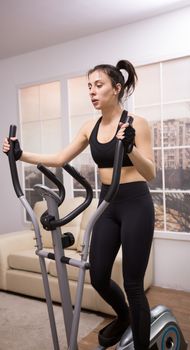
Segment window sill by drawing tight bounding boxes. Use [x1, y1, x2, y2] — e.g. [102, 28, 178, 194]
[154, 230, 190, 241]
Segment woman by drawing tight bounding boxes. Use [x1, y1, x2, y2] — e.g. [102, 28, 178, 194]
[3, 60, 155, 350]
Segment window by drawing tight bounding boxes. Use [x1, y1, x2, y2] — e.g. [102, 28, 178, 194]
[19, 81, 63, 220]
[134, 56, 190, 232]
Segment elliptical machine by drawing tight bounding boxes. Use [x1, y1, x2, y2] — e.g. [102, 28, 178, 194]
[7, 123, 188, 350]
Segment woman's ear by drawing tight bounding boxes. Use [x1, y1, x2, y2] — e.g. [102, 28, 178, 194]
[114, 83, 122, 95]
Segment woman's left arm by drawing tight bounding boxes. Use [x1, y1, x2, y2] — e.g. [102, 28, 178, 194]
[129, 117, 156, 181]
[117, 116, 156, 182]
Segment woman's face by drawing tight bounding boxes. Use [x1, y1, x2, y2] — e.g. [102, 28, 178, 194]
[88, 70, 119, 110]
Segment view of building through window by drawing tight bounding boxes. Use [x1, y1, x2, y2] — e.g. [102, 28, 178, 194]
[134, 57, 190, 232]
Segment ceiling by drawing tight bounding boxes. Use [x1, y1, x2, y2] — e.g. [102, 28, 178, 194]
[0, 0, 190, 60]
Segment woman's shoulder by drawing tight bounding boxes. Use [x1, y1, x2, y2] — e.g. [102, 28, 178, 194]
[129, 113, 150, 129]
[81, 116, 101, 140]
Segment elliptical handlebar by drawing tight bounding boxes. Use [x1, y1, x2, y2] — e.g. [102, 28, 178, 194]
[40, 163, 93, 230]
[8, 125, 23, 198]
[37, 163, 66, 206]
[104, 112, 134, 203]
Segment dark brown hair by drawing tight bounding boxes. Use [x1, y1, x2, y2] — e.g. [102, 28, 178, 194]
[88, 60, 138, 101]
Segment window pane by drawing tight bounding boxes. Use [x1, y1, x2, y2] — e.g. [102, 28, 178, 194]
[44, 167, 63, 189]
[40, 82, 61, 120]
[162, 57, 190, 102]
[166, 193, 190, 232]
[70, 114, 92, 139]
[73, 190, 97, 199]
[68, 76, 95, 116]
[42, 119, 62, 153]
[151, 193, 164, 231]
[19, 85, 39, 122]
[152, 121, 162, 148]
[69, 109, 100, 142]
[135, 106, 161, 147]
[97, 172, 101, 190]
[149, 149, 162, 190]
[73, 190, 85, 198]
[72, 152, 95, 190]
[19, 81, 62, 222]
[163, 114, 190, 147]
[22, 122, 41, 152]
[135, 63, 160, 106]
[24, 165, 42, 189]
[163, 101, 190, 120]
[164, 148, 190, 190]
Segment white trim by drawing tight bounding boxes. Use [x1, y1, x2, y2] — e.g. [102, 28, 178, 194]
[135, 98, 190, 109]
[134, 53, 190, 68]
[159, 62, 167, 231]
[154, 230, 190, 241]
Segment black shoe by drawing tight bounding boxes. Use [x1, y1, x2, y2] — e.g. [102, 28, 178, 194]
[98, 318, 130, 347]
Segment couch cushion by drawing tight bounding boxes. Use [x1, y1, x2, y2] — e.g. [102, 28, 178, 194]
[48, 250, 91, 284]
[8, 249, 51, 273]
[76, 198, 98, 252]
[33, 197, 84, 249]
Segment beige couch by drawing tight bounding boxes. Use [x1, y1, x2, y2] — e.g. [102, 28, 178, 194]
[0, 197, 154, 315]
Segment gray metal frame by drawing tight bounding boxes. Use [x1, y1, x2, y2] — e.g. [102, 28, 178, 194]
[19, 195, 60, 350]
[33, 184, 109, 350]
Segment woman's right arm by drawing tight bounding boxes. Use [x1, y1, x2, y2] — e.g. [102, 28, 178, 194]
[3, 121, 91, 167]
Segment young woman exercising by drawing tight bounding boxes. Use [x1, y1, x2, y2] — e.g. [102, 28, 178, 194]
[3, 60, 155, 350]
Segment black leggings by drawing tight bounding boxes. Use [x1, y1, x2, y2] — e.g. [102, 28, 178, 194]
[89, 182, 155, 350]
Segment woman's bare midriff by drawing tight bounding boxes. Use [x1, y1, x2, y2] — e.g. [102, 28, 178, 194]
[99, 166, 146, 185]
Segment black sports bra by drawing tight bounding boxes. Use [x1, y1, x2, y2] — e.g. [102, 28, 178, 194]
[89, 110, 134, 168]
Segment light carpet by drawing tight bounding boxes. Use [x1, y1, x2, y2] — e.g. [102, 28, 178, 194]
[0, 291, 104, 350]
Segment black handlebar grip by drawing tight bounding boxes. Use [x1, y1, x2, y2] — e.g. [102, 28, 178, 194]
[44, 163, 93, 230]
[37, 164, 65, 205]
[126, 115, 134, 125]
[39, 163, 93, 230]
[8, 125, 23, 198]
[124, 114, 134, 154]
[9, 125, 17, 138]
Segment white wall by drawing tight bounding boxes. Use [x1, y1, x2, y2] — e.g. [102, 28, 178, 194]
[153, 233, 190, 291]
[0, 7, 190, 290]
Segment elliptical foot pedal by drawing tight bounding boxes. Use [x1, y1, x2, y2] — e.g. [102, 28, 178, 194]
[98, 318, 130, 348]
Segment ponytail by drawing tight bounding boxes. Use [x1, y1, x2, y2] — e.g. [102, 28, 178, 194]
[116, 60, 138, 99]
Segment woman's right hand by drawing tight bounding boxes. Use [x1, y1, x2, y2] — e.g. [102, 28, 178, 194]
[3, 137, 23, 160]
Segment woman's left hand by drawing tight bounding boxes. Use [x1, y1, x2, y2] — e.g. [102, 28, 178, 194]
[116, 122, 136, 153]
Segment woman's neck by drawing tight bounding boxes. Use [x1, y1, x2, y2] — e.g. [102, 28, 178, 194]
[101, 105, 123, 123]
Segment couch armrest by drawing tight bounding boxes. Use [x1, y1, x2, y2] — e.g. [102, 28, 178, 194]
[0, 230, 35, 289]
